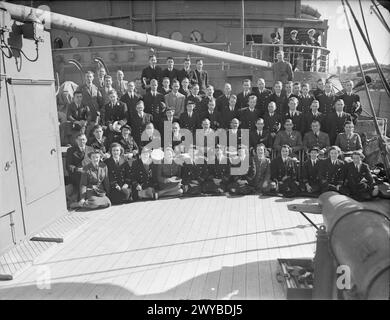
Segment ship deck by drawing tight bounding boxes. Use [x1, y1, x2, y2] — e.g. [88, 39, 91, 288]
[0, 195, 387, 300]
[0, 195, 326, 300]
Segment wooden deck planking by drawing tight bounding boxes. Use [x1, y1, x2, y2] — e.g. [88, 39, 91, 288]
[0, 196, 324, 300]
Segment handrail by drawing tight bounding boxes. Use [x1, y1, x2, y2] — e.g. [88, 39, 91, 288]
[251, 43, 330, 54]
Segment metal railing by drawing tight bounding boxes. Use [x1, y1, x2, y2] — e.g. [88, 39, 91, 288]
[245, 43, 330, 73]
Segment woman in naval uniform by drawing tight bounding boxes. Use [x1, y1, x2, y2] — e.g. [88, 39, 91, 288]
[114, 124, 139, 165]
[105, 143, 132, 204]
[79, 150, 111, 209]
[130, 149, 157, 200]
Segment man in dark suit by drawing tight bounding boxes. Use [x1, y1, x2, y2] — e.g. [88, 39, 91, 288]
[302, 120, 330, 156]
[216, 83, 233, 112]
[301, 146, 321, 194]
[189, 59, 208, 94]
[130, 101, 154, 146]
[250, 118, 271, 151]
[325, 99, 353, 144]
[239, 95, 261, 131]
[143, 79, 166, 126]
[65, 133, 93, 195]
[338, 80, 361, 123]
[159, 107, 179, 140]
[318, 81, 336, 115]
[312, 78, 325, 100]
[120, 81, 142, 122]
[78, 71, 102, 119]
[298, 83, 315, 113]
[269, 81, 288, 115]
[252, 78, 272, 116]
[263, 101, 282, 146]
[179, 101, 200, 134]
[342, 151, 376, 200]
[303, 100, 325, 134]
[203, 98, 222, 130]
[220, 95, 239, 129]
[284, 96, 305, 135]
[318, 145, 345, 193]
[178, 58, 192, 85]
[162, 57, 179, 86]
[61, 90, 91, 146]
[186, 84, 203, 115]
[101, 90, 128, 129]
[199, 85, 215, 119]
[270, 144, 300, 197]
[236, 79, 254, 110]
[87, 125, 111, 160]
[141, 54, 162, 90]
[284, 29, 301, 71]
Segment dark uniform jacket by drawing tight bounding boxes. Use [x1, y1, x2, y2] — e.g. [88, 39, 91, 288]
[325, 111, 353, 144]
[113, 135, 139, 155]
[252, 87, 272, 115]
[239, 108, 261, 131]
[215, 94, 232, 113]
[284, 110, 305, 134]
[203, 110, 222, 130]
[268, 92, 288, 115]
[318, 158, 345, 186]
[303, 111, 325, 134]
[129, 112, 154, 146]
[141, 65, 162, 87]
[344, 162, 374, 192]
[339, 91, 361, 117]
[130, 159, 155, 188]
[87, 136, 110, 155]
[120, 92, 142, 121]
[178, 68, 192, 84]
[67, 102, 91, 122]
[263, 112, 282, 133]
[250, 129, 271, 150]
[105, 157, 131, 189]
[101, 101, 128, 127]
[270, 156, 298, 182]
[143, 91, 166, 121]
[297, 94, 315, 113]
[318, 92, 336, 115]
[162, 68, 180, 85]
[236, 91, 254, 110]
[220, 105, 239, 129]
[189, 69, 208, 92]
[302, 159, 321, 186]
[179, 112, 200, 133]
[185, 94, 203, 114]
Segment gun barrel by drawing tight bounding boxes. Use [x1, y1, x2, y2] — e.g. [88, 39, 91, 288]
[0, 2, 272, 69]
[319, 192, 390, 299]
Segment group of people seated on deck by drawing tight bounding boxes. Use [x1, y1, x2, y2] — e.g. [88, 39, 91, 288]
[62, 54, 378, 210]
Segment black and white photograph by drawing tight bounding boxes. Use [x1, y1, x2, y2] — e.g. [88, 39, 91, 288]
[0, 0, 389, 306]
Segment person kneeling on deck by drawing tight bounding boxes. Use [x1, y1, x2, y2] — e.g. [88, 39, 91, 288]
[155, 148, 184, 199]
[227, 146, 254, 195]
[105, 143, 132, 205]
[318, 145, 345, 194]
[252, 144, 272, 194]
[341, 151, 379, 201]
[270, 144, 300, 197]
[130, 149, 157, 201]
[181, 148, 206, 196]
[78, 150, 111, 210]
[301, 146, 321, 196]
